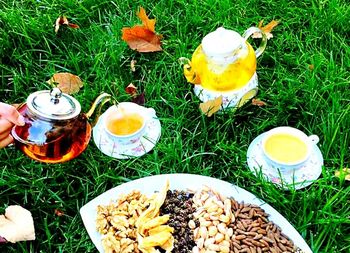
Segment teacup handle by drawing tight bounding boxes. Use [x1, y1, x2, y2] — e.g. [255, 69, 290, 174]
[242, 27, 267, 58]
[308, 135, 319, 145]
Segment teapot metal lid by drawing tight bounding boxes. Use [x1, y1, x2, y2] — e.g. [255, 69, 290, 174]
[202, 27, 244, 58]
[27, 88, 81, 120]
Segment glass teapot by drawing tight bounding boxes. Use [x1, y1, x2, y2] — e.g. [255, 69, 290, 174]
[11, 88, 111, 163]
[182, 26, 267, 92]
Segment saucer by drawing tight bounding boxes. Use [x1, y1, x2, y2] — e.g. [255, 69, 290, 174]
[247, 133, 323, 190]
[93, 112, 161, 159]
[193, 73, 258, 109]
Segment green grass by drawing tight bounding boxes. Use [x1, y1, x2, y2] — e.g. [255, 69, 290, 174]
[0, 0, 349, 252]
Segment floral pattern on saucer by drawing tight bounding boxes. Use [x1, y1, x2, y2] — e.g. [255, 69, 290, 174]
[247, 133, 323, 190]
[93, 113, 161, 159]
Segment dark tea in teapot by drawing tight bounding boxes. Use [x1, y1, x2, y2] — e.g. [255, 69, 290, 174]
[12, 105, 91, 163]
[11, 88, 111, 163]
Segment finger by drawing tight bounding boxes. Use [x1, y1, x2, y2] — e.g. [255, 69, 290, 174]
[0, 102, 25, 126]
[0, 129, 11, 141]
[0, 119, 13, 133]
[0, 135, 13, 148]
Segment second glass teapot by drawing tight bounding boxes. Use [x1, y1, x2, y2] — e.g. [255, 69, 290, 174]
[181, 26, 267, 108]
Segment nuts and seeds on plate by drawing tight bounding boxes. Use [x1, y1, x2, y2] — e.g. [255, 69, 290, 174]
[96, 180, 305, 253]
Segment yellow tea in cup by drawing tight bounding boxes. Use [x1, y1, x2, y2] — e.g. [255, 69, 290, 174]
[264, 133, 308, 163]
[106, 113, 144, 136]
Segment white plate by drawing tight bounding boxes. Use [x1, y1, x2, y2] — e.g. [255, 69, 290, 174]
[80, 174, 313, 253]
[93, 111, 161, 159]
[247, 133, 323, 190]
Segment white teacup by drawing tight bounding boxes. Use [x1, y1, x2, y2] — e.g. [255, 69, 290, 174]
[103, 102, 156, 146]
[261, 126, 319, 171]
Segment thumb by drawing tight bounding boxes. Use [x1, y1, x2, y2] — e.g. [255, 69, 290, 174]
[0, 103, 25, 126]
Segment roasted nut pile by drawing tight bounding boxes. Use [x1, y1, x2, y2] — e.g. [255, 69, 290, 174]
[96, 184, 304, 253]
[96, 190, 149, 253]
[229, 199, 297, 253]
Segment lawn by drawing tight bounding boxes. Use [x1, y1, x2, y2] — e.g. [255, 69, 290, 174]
[0, 0, 349, 252]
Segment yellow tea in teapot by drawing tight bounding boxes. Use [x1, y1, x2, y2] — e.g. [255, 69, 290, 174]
[106, 113, 144, 136]
[264, 133, 308, 163]
[189, 43, 257, 91]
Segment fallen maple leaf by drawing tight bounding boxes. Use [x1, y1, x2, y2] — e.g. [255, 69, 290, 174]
[335, 168, 350, 181]
[252, 98, 267, 107]
[252, 20, 280, 40]
[54, 16, 80, 33]
[121, 7, 162, 52]
[47, 72, 83, 94]
[199, 96, 222, 117]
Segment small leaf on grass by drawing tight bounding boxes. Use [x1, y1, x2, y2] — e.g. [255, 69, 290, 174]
[132, 92, 145, 105]
[335, 168, 350, 181]
[130, 60, 137, 72]
[125, 83, 138, 97]
[252, 98, 267, 107]
[54, 16, 79, 33]
[121, 7, 162, 52]
[125, 83, 145, 105]
[252, 20, 280, 40]
[47, 72, 83, 94]
[308, 64, 315, 71]
[199, 96, 222, 117]
[54, 209, 64, 217]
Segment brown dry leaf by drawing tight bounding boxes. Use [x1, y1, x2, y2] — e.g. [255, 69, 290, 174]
[252, 98, 267, 107]
[54, 16, 80, 33]
[47, 72, 83, 94]
[199, 96, 222, 117]
[54, 209, 64, 217]
[252, 20, 280, 40]
[130, 60, 137, 72]
[121, 7, 162, 52]
[308, 64, 315, 71]
[335, 168, 350, 181]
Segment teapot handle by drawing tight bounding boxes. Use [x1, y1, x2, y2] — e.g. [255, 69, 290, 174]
[85, 93, 112, 126]
[243, 27, 267, 58]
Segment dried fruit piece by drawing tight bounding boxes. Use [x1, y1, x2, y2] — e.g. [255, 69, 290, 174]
[0, 206, 35, 243]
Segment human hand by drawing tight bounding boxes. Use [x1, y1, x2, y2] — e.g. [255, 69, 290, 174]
[0, 102, 25, 148]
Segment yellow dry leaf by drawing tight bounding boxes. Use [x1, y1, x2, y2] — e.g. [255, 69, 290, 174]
[47, 72, 83, 94]
[252, 20, 280, 40]
[335, 168, 350, 181]
[199, 96, 223, 117]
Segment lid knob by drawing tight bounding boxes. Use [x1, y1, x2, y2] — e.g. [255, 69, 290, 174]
[50, 88, 62, 104]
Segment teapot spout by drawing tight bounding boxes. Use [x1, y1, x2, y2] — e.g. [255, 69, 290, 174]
[85, 93, 111, 122]
[179, 57, 201, 84]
